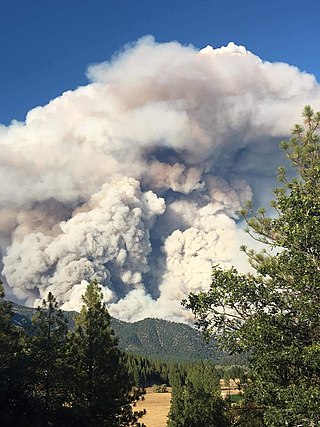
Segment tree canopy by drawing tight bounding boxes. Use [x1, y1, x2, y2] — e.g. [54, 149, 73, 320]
[66, 279, 145, 426]
[184, 106, 320, 426]
[0, 280, 145, 426]
[167, 361, 230, 427]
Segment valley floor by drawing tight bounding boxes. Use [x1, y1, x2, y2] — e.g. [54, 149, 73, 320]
[136, 381, 241, 426]
[135, 387, 172, 427]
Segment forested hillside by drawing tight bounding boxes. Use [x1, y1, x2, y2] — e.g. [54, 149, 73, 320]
[11, 302, 230, 362]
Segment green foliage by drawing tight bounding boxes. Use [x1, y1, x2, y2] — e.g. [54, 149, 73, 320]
[0, 282, 30, 425]
[67, 279, 145, 426]
[0, 281, 146, 426]
[0, 282, 16, 368]
[28, 292, 69, 421]
[127, 354, 172, 387]
[153, 384, 168, 393]
[116, 317, 220, 362]
[12, 304, 246, 364]
[167, 361, 230, 427]
[184, 106, 320, 426]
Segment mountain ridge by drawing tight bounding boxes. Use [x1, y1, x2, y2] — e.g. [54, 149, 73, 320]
[9, 301, 237, 363]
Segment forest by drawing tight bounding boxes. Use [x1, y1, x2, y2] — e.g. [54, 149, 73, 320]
[0, 279, 247, 426]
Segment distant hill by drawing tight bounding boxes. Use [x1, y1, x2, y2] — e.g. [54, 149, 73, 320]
[110, 316, 220, 361]
[10, 302, 243, 364]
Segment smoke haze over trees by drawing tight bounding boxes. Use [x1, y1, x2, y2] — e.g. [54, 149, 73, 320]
[1, 37, 320, 322]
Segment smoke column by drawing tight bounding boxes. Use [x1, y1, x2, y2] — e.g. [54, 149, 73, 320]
[1, 37, 319, 322]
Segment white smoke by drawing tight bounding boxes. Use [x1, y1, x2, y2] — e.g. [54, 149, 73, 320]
[1, 36, 319, 322]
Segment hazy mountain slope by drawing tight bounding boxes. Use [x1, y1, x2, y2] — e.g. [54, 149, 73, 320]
[10, 302, 221, 362]
[116, 317, 219, 361]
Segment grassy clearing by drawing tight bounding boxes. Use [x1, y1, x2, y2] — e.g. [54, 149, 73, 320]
[135, 387, 172, 427]
[135, 381, 241, 426]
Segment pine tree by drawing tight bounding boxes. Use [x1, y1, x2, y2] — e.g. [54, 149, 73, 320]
[167, 362, 229, 427]
[0, 282, 16, 387]
[28, 292, 70, 424]
[0, 284, 24, 424]
[67, 280, 145, 426]
[184, 106, 320, 426]
[0, 283, 34, 426]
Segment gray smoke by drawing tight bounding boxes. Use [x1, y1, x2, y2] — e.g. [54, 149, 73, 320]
[1, 37, 319, 322]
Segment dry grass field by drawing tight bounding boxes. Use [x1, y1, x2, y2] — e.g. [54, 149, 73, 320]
[135, 387, 172, 427]
[220, 379, 242, 399]
[135, 381, 241, 426]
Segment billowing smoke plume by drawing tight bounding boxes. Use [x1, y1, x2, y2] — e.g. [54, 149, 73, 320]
[1, 37, 319, 322]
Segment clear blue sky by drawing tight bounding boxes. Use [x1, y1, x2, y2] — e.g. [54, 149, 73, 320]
[1, 0, 320, 125]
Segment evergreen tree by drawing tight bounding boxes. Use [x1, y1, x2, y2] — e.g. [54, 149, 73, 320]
[167, 362, 230, 427]
[0, 282, 15, 394]
[0, 282, 25, 425]
[184, 106, 320, 426]
[28, 292, 70, 424]
[67, 279, 145, 426]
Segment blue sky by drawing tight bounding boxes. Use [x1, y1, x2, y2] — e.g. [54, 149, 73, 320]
[1, 0, 320, 125]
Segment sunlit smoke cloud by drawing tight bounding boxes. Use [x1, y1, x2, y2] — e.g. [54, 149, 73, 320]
[1, 36, 319, 322]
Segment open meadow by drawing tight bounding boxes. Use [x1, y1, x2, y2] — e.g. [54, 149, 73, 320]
[135, 381, 242, 426]
[135, 388, 172, 427]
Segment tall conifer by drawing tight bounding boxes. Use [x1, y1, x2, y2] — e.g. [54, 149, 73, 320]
[28, 292, 69, 424]
[185, 107, 320, 425]
[68, 279, 145, 426]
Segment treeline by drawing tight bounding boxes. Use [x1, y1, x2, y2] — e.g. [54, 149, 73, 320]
[0, 281, 145, 427]
[126, 355, 251, 426]
[168, 361, 230, 427]
[127, 355, 234, 426]
[126, 353, 249, 389]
